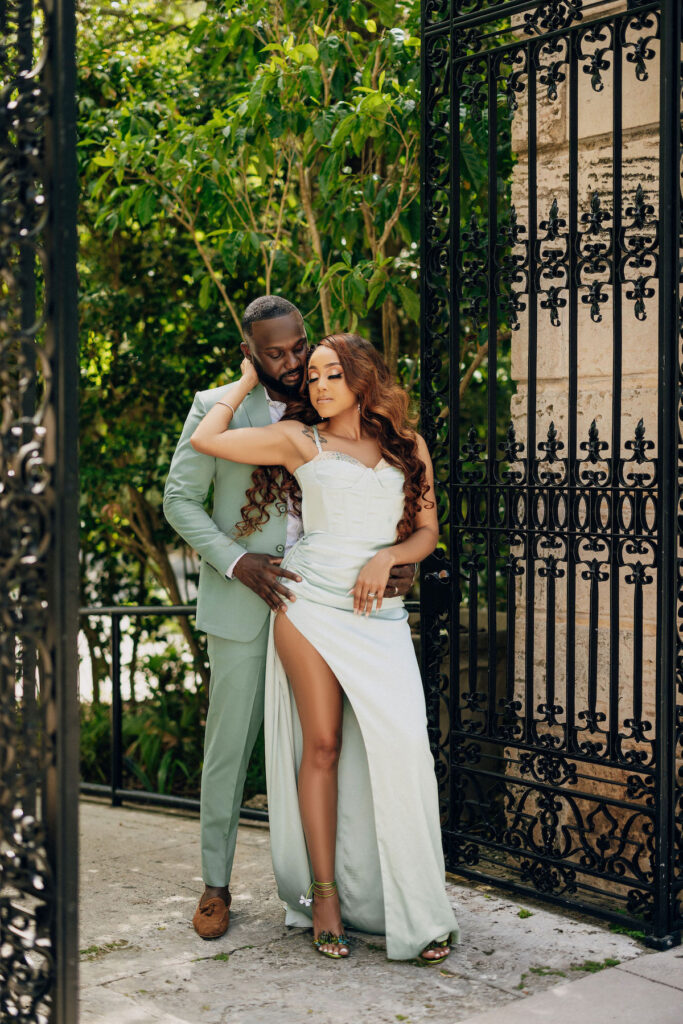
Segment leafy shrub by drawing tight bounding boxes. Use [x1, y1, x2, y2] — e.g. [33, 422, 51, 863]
[79, 643, 266, 801]
[80, 701, 111, 784]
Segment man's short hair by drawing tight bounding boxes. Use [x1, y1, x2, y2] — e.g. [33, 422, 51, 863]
[241, 295, 301, 337]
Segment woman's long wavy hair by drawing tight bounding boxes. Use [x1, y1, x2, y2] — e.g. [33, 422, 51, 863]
[235, 334, 432, 541]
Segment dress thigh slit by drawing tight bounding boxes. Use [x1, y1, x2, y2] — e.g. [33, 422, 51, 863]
[264, 596, 460, 959]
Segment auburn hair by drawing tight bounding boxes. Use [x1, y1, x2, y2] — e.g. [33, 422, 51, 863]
[235, 334, 433, 541]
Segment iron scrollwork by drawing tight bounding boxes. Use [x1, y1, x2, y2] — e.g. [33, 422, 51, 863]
[1, 0, 79, 1019]
[421, 0, 679, 943]
[0, 3, 55, 1018]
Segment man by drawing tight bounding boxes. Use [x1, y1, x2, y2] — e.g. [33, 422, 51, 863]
[164, 295, 414, 939]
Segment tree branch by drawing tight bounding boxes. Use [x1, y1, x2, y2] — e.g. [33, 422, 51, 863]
[266, 150, 294, 293]
[459, 343, 488, 399]
[298, 158, 332, 334]
[132, 166, 242, 334]
[377, 148, 415, 251]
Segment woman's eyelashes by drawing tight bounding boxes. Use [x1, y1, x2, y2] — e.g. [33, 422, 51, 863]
[308, 373, 343, 385]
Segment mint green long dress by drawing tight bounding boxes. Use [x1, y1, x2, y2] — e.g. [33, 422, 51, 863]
[263, 427, 459, 960]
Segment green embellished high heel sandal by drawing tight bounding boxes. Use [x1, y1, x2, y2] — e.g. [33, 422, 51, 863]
[300, 880, 350, 960]
[418, 938, 451, 965]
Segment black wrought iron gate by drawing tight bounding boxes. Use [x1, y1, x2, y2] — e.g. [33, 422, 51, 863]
[420, 0, 682, 945]
[0, 1, 79, 1020]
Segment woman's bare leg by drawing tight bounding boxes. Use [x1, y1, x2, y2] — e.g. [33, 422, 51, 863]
[274, 610, 348, 956]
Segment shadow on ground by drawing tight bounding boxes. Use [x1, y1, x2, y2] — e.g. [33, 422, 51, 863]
[79, 800, 652, 1024]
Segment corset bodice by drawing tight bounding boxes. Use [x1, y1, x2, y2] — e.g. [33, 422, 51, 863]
[294, 452, 405, 545]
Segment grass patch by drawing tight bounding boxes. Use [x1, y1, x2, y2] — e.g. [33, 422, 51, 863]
[517, 965, 567, 989]
[609, 923, 646, 940]
[517, 908, 534, 919]
[191, 950, 231, 963]
[79, 939, 130, 960]
[571, 958, 620, 973]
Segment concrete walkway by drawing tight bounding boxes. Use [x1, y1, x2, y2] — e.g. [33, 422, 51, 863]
[79, 800, 681, 1024]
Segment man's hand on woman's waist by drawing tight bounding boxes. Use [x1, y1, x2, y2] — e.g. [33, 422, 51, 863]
[386, 562, 417, 599]
[232, 552, 302, 613]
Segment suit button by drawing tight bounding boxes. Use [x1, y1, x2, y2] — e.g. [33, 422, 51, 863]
[276, 544, 285, 553]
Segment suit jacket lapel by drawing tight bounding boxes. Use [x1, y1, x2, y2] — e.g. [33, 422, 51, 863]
[242, 384, 271, 428]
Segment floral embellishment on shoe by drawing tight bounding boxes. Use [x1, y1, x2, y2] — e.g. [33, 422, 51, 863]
[299, 881, 314, 907]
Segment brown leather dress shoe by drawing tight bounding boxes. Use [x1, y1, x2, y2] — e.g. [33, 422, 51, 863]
[192, 894, 231, 939]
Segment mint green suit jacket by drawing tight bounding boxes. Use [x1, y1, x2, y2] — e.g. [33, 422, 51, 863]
[163, 383, 287, 642]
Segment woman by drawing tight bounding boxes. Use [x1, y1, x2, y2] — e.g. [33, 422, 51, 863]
[191, 334, 459, 962]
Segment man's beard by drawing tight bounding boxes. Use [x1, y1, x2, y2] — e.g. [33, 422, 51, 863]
[253, 360, 305, 399]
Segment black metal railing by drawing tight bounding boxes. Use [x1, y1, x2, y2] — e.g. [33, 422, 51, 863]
[80, 601, 421, 823]
[79, 605, 268, 821]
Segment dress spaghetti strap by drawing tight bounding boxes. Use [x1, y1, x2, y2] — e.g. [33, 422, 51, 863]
[311, 424, 324, 455]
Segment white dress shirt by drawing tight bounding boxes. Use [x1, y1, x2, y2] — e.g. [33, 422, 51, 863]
[225, 393, 304, 578]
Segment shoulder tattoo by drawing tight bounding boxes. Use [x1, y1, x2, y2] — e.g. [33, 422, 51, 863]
[301, 425, 327, 446]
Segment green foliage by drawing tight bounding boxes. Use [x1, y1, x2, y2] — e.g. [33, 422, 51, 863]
[79, 642, 267, 801]
[76, 0, 518, 665]
[123, 646, 205, 794]
[80, 701, 111, 784]
[608, 922, 646, 941]
[76, 0, 429, 658]
[79, 0, 423, 370]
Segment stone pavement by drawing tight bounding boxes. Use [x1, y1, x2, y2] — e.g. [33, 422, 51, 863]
[79, 800, 681, 1024]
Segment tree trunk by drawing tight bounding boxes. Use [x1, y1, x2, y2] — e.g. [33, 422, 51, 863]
[381, 295, 400, 378]
[298, 159, 332, 334]
[81, 619, 108, 705]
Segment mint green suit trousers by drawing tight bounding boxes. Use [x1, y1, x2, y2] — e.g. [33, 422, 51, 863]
[163, 382, 287, 887]
[202, 619, 269, 886]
